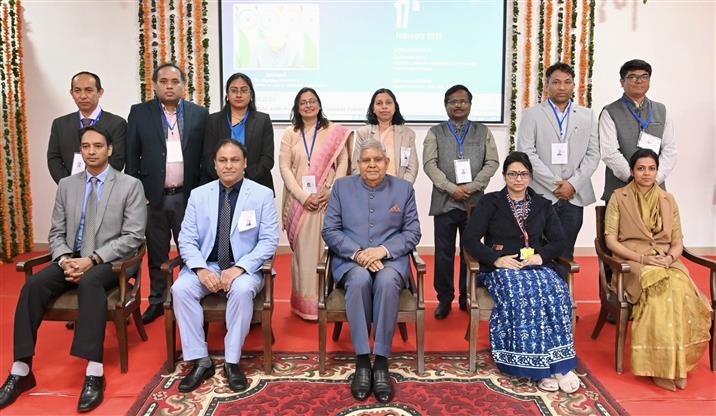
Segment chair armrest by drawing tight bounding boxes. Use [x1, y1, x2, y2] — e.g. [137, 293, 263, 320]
[161, 256, 185, 307]
[410, 250, 426, 308]
[682, 248, 716, 304]
[317, 246, 330, 307]
[16, 253, 53, 281]
[261, 255, 275, 309]
[111, 243, 147, 305]
[594, 238, 631, 303]
[463, 249, 480, 308]
[555, 256, 579, 298]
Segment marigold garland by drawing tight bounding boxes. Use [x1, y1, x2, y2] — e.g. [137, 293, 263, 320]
[563, 0, 572, 64]
[523, 0, 533, 109]
[137, 0, 208, 104]
[578, 0, 589, 105]
[587, 0, 595, 106]
[0, 0, 32, 260]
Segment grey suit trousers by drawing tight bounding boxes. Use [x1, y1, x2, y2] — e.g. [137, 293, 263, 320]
[339, 266, 403, 358]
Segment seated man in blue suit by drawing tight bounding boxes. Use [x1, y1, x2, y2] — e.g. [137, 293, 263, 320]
[322, 139, 421, 403]
[172, 139, 279, 393]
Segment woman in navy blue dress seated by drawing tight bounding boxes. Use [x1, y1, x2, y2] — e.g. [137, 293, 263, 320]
[464, 151, 580, 393]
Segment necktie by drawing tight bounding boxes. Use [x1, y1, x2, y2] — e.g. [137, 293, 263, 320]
[80, 177, 98, 257]
[81, 118, 92, 128]
[217, 187, 234, 270]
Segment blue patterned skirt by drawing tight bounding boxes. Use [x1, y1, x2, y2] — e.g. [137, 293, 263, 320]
[481, 266, 577, 380]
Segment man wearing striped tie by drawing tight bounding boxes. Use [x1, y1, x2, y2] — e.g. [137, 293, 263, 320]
[0, 126, 146, 413]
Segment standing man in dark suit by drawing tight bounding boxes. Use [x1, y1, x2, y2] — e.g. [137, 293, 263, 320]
[126, 63, 209, 324]
[0, 126, 146, 413]
[47, 71, 127, 184]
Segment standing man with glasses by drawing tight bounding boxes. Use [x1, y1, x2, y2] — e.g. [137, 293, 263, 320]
[599, 59, 676, 202]
[517, 63, 600, 260]
[126, 63, 209, 325]
[47, 72, 127, 185]
[423, 84, 499, 320]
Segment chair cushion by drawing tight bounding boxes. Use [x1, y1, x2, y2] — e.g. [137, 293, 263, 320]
[326, 288, 416, 311]
[47, 286, 128, 311]
[200, 292, 264, 312]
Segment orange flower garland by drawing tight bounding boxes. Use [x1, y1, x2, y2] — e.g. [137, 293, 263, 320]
[0, 5, 10, 258]
[523, 0, 533, 108]
[16, 0, 33, 252]
[3, 5, 22, 250]
[578, 0, 589, 105]
[194, 0, 203, 106]
[563, 0, 573, 64]
[143, 0, 152, 99]
[178, 0, 186, 98]
[159, 0, 167, 63]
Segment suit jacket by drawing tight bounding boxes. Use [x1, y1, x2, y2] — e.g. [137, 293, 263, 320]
[202, 108, 275, 191]
[47, 110, 127, 184]
[463, 187, 566, 274]
[49, 167, 147, 263]
[322, 175, 421, 282]
[516, 101, 600, 207]
[125, 98, 209, 206]
[178, 178, 279, 277]
[351, 124, 419, 183]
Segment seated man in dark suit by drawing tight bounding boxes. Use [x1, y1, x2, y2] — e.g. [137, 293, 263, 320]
[47, 71, 127, 184]
[322, 138, 421, 403]
[0, 126, 146, 413]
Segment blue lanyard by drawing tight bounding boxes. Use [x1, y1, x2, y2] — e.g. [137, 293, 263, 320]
[548, 100, 571, 138]
[78, 109, 103, 128]
[447, 120, 470, 158]
[160, 100, 183, 131]
[302, 123, 320, 166]
[226, 109, 249, 129]
[621, 96, 653, 131]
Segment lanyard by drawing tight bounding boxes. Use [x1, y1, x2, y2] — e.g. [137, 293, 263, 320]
[621, 96, 653, 131]
[302, 123, 320, 166]
[548, 100, 571, 138]
[78, 109, 103, 129]
[160, 100, 183, 131]
[226, 109, 249, 129]
[447, 120, 470, 159]
[507, 194, 530, 247]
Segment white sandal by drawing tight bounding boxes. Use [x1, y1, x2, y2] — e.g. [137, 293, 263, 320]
[555, 371, 580, 393]
[538, 377, 559, 392]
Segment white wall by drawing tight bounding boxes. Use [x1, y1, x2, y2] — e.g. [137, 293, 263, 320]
[22, 1, 715, 251]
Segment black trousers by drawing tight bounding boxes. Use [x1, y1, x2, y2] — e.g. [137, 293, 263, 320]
[13, 263, 116, 363]
[433, 209, 468, 304]
[552, 200, 584, 260]
[146, 193, 185, 305]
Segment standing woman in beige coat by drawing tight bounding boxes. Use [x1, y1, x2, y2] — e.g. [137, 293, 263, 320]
[279, 87, 351, 320]
[351, 88, 418, 183]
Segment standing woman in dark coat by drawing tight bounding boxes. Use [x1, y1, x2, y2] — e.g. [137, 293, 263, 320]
[463, 151, 580, 393]
[203, 73, 275, 190]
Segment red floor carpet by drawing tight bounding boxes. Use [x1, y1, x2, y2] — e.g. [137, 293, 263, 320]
[0, 253, 714, 415]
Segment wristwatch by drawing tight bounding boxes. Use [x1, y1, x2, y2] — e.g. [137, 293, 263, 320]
[89, 254, 102, 266]
[57, 256, 70, 267]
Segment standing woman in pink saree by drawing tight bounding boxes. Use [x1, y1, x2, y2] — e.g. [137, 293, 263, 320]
[279, 87, 351, 320]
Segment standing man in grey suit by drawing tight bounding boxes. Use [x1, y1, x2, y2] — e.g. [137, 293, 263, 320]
[47, 71, 126, 184]
[599, 59, 676, 202]
[423, 84, 499, 319]
[517, 62, 599, 259]
[0, 126, 146, 413]
[126, 63, 209, 324]
[323, 139, 421, 403]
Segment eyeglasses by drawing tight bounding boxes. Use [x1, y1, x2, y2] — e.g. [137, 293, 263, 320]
[505, 171, 531, 180]
[447, 99, 470, 107]
[299, 99, 318, 107]
[230, 88, 251, 96]
[624, 74, 650, 82]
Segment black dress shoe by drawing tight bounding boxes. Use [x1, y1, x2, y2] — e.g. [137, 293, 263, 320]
[372, 368, 394, 403]
[66, 321, 75, 330]
[0, 372, 36, 409]
[224, 363, 248, 392]
[77, 375, 105, 413]
[179, 362, 215, 393]
[459, 298, 467, 311]
[141, 304, 164, 324]
[434, 301, 451, 320]
[350, 367, 372, 401]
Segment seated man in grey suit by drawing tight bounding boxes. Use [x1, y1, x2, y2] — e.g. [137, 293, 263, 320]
[0, 126, 146, 413]
[172, 139, 278, 393]
[516, 62, 599, 259]
[323, 139, 421, 403]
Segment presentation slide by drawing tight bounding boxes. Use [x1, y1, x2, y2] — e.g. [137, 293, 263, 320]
[220, 1, 506, 122]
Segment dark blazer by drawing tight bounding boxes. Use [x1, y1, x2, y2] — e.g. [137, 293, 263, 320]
[463, 187, 566, 274]
[125, 98, 209, 206]
[47, 110, 127, 184]
[202, 107, 275, 191]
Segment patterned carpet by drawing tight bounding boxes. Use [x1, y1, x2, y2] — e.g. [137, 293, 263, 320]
[128, 351, 627, 416]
